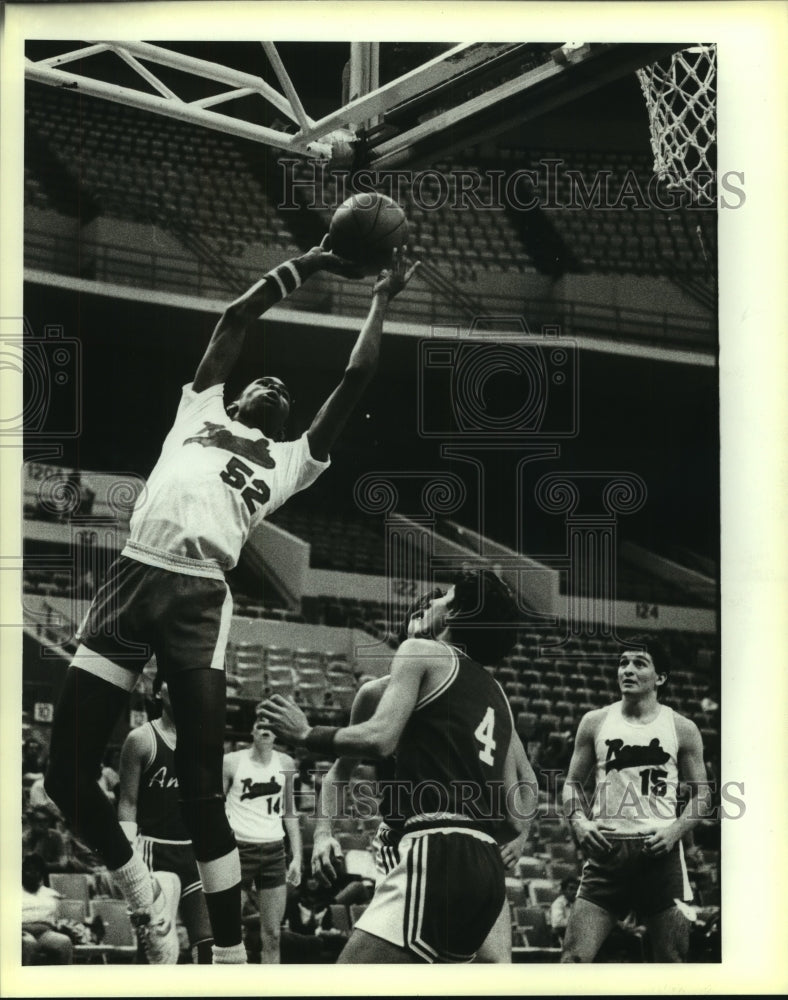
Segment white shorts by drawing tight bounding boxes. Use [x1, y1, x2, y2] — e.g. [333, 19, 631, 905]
[355, 827, 505, 963]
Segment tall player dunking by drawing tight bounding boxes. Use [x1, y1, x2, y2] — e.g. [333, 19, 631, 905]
[560, 637, 711, 962]
[261, 569, 527, 963]
[44, 240, 419, 963]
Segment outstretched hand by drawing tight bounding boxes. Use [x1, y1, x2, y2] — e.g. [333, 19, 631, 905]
[301, 235, 365, 280]
[257, 695, 311, 745]
[373, 246, 421, 302]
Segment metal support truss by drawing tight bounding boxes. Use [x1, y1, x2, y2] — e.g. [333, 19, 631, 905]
[25, 40, 686, 166]
[25, 41, 523, 160]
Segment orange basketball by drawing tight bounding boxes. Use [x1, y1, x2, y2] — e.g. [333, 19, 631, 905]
[329, 193, 409, 275]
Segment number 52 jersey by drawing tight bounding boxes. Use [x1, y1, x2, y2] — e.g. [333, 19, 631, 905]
[388, 642, 514, 836]
[123, 382, 329, 580]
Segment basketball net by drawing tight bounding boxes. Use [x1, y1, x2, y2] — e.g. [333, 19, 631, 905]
[636, 45, 717, 203]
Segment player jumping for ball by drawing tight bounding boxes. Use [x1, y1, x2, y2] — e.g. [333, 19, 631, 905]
[560, 637, 712, 962]
[44, 239, 419, 964]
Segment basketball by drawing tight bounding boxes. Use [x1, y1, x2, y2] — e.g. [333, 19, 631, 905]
[328, 193, 409, 275]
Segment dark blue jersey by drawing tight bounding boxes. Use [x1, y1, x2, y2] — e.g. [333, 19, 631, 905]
[136, 720, 191, 842]
[388, 642, 513, 835]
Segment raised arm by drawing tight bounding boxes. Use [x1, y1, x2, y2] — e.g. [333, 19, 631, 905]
[193, 241, 361, 393]
[306, 249, 420, 461]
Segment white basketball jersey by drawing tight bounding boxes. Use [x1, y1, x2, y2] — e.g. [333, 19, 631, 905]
[225, 749, 289, 843]
[123, 383, 328, 579]
[591, 702, 680, 834]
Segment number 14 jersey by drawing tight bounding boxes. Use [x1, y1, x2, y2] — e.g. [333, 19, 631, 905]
[388, 642, 514, 837]
[124, 382, 328, 580]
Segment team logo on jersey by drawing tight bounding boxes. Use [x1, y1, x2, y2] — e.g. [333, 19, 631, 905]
[183, 422, 276, 468]
[240, 776, 283, 801]
[604, 737, 670, 773]
[148, 765, 177, 789]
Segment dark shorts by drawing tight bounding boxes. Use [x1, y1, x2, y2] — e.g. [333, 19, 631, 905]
[138, 836, 212, 945]
[237, 840, 287, 891]
[577, 834, 692, 920]
[77, 555, 232, 679]
[138, 837, 201, 898]
[356, 828, 505, 963]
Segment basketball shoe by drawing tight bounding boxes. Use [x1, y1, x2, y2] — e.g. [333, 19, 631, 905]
[130, 871, 181, 964]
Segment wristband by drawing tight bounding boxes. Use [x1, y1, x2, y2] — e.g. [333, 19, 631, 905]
[304, 726, 339, 755]
[119, 820, 138, 844]
[265, 261, 303, 301]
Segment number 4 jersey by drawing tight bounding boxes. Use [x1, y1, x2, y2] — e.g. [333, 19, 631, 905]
[591, 702, 680, 834]
[123, 383, 328, 579]
[387, 642, 514, 837]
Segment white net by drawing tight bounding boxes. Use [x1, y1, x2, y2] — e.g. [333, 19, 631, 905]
[636, 45, 717, 202]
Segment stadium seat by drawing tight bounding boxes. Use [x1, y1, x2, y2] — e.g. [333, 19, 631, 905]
[49, 873, 91, 904]
[89, 899, 139, 961]
[515, 712, 537, 739]
[55, 897, 89, 923]
[527, 878, 561, 907]
[547, 842, 579, 864]
[515, 905, 556, 948]
[515, 856, 547, 880]
[331, 686, 357, 710]
[329, 904, 351, 933]
[549, 860, 581, 881]
[505, 877, 527, 907]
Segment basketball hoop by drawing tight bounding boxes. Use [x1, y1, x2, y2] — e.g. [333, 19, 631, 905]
[636, 45, 716, 203]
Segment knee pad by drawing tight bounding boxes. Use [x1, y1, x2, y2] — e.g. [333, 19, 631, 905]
[179, 794, 235, 862]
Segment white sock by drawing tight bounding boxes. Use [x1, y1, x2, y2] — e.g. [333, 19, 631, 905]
[212, 942, 247, 964]
[111, 852, 154, 911]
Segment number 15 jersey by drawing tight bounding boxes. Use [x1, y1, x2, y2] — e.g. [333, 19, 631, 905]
[388, 642, 513, 837]
[123, 382, 328, 580]
[591, 702, 681, 835]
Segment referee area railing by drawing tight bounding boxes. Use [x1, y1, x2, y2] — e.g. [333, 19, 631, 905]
[24, 231, 716, 356]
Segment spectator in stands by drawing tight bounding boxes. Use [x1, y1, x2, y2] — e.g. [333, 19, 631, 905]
[28, 774, 62, 818]
[23, 806, 70, 873]
[549, 877, 578, 943]
[98, 750, 121, 804]
[699, 685, 719, 716]
[23, 805, 97, 874]
[44, 242, 419, 965]
[22, 736, 45, 779]
[281, 876, 347, 963]
[284, 875, 334, 935]
[21, 853, 73, 965]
